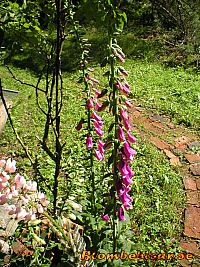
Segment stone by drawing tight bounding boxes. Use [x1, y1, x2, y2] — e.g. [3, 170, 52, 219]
[131, 110, 141, 117]
[188, 141, 200, 150]
[176, 144, 187, 151]
[186, 191, 200, 206]
[149, 136, 171, 150]
[184, 206, 200, 238]
[151, 114, 166, 123]
[190, 164, 200, 176]
[185, 154, 200, 164]
[183, 177, 197, 190]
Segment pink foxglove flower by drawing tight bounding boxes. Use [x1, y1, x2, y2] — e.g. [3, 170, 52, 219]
[123, 118, 131, 130]
[118, 207, 126, 221]
[120, 109, 128, 121]
[95, 127, 104, 137]
[0, 160, 6, 168]
[123, 141, 136, 162]
[125, 99, 132, 108]
[92, 111, 102, 122]
[102, 214, 110, 221]
[85, 74, 91, 80]
[127, 131, 136, 143]
[94, 101, 101, 111]
[86, 135, 93, 150]
[94, 120, 103, 129]
[94, 150, 104, 161]
[117, 127, 126, 142]
[98, 140, 105, 154]
[86, 98, 94, 109]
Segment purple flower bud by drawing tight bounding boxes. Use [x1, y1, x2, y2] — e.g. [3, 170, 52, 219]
[120, 109, 128, 121]
[102, 214, 110, 221]
[94, 120, 103, 129]
[86, 135, 93, 150]
[95, 127, 104, 137]
[118, 207, 126, 221]
[123, 118, 131, 130]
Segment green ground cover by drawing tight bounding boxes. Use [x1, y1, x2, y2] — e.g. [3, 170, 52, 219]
[0, 64, 185, 266]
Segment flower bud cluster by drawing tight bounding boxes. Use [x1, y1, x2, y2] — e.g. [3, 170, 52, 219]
[77, 65, 106, 162]
[0, 158, 48, 221]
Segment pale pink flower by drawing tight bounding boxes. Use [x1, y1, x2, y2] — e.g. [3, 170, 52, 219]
[37, 204, 44, 213]
[14, 174, 26, 189]
[5, 158, 16, 173]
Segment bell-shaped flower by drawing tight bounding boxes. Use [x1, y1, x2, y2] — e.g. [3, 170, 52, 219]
[127, 131, 136, 143]
[117, 126, 126, 142]
[125, 99, 132, 108]
[98, 140, 105, 154]
[92, 111, 103, 122]
[118, 207, 126, 221]
[123, 141, 136, 162]
[86, 135, 93, 150]
[94, 150, 104, 161]
[95, 127, 104, 137]
[86, 98, 94, 109]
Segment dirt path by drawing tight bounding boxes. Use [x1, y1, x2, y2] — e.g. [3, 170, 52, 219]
[128, 103, 200, 267]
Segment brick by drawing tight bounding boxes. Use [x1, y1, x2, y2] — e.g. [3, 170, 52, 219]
[176, 144, 187, 151]
[170, 156, 181, 166]
[164, 149, 176, 159]
[149, 136, 171, 150]
[168, 122, 175, 129]
[143, 122, 163, 134]
[175, 136, 191, 146]
[185, 154, 200, 164]
[186, 191, 200, 206]
[180, 240, 200, 257]
[184, 206, 200, 238]
[190, 164, 200, 176]
[183, 177, 197, 190]
[151, 121, 165, 130]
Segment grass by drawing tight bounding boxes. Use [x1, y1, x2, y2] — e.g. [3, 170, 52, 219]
[0, 64, 185, 266]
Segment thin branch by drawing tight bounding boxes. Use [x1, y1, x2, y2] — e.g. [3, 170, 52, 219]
[6, 66, 46, 93]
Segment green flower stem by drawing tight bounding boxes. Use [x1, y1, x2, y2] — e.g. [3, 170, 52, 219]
[109, 36, 118, 253]
[71, 11, 96, 215]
